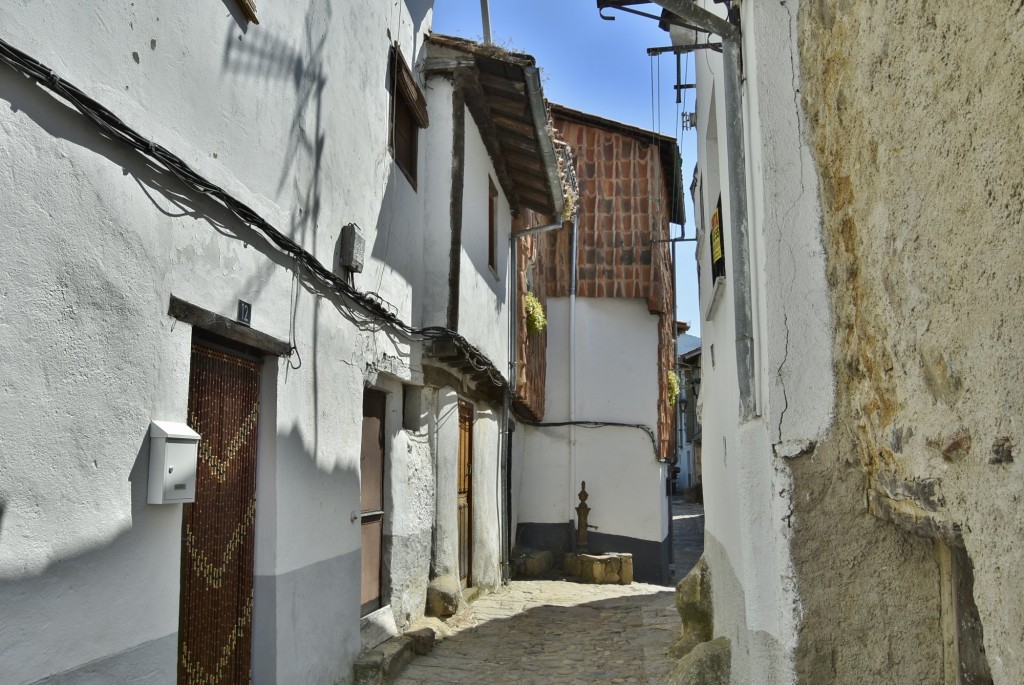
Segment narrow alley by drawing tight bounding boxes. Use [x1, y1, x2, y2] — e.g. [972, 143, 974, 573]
[392, 496, 704, 684]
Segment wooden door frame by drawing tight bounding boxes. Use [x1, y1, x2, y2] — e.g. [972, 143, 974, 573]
[360, 388, 387, 617]
[457, 400, 474, 588]
[178, 336, 263, 685]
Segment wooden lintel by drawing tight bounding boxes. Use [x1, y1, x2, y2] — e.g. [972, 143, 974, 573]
[423, 56, 477, 75]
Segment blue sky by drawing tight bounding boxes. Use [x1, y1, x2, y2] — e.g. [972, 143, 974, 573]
[433, 0, 701, 335]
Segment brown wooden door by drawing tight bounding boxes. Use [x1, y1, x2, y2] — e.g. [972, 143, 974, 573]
[179, 341, 261, 685]
[360, 390, 386, 616]
[457, 401, 473, 588]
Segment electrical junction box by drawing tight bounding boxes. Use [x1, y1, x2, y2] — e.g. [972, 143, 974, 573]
[338, 222, 365, 273]
[148, 420, 200, 504]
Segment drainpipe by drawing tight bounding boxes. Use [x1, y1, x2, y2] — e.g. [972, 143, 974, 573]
[648, 0, 756, 421]
[568, 210, 579, 527]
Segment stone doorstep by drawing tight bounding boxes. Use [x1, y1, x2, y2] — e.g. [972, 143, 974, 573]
[462, 586, 481, 604]
[352, 635, 416, 685]
[353, 624, 447, 684]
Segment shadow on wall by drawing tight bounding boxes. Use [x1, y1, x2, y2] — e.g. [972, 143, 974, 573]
[0, 418, 359, 682]
[219, 0, 251, 32]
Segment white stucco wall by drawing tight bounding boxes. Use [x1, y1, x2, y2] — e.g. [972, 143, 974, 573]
[0, 1, 438, 682]
[421, 77, 457, 330]
[458, 107, 512, 374]
[519, 298, 667, 546]
[685, 0, 834, 682]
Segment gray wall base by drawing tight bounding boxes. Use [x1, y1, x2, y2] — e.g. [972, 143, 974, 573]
[516, 522, 670, 585]
[32, 633, 177, 685]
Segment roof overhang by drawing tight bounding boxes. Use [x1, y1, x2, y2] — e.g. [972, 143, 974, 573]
[424, 34, 564, 219]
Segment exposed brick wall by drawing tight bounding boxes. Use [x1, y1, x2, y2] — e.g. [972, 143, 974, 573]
[543, 116, 677, 460]
[513, 209, 550, 421]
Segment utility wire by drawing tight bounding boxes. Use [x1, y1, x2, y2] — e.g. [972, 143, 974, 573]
[0, 36, 508, 389]
[521, 420, 665, 464]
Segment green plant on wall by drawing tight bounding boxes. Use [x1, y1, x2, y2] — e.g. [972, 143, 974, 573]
[525, 292, 547, 334]
[667, 370, 681, 407]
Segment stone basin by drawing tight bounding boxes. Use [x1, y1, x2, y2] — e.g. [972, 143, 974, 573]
[563, 552, 633, 585]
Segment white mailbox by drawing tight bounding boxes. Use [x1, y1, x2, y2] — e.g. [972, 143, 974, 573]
[148, 420, 200, 504]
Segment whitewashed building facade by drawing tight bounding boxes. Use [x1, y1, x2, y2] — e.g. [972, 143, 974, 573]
[0, 3, 562, 683]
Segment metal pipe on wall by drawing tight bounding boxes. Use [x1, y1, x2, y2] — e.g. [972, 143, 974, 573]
[480, 0, 492, 45]
[568, 210, 579, 525]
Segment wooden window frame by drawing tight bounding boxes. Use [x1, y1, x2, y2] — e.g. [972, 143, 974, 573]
[389, 45, 429, 190]
[488, 177, 498, 275]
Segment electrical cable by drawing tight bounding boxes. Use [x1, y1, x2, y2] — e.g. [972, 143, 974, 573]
[0, 36, 509, 390]
[520, 420, 665, 464]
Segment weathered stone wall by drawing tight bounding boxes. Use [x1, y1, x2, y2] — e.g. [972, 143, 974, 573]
[798, 1, 1024, 682]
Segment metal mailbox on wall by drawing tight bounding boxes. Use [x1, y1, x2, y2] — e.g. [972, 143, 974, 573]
[147, 420, 200, 504]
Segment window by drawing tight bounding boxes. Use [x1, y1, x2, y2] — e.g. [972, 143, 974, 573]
[389, 45, 429, 188]
[488, 177, 498, 273]
[710, 194, 726, 280]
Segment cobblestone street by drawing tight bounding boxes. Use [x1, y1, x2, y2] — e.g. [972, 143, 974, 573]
[394, 498, 704, 684]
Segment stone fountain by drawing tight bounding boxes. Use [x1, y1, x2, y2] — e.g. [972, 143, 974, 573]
[562, 481, 633, 585]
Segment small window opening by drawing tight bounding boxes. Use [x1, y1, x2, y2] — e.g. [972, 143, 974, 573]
[488, 178, 498, 273]
[388, 45, 429, 189]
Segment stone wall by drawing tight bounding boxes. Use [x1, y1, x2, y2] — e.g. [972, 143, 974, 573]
[797, 1, 1024, 682]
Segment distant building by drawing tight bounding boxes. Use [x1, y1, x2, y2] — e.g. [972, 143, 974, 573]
[513, 104, 682, 584]
[675, 333, 702, 494]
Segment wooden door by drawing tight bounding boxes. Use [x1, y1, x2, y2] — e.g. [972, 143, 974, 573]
[457, 401, 473, 588]
[179, 341, 261, 685]
[360, 390, 386, 616]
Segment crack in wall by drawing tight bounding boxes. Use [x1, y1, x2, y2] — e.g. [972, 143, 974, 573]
[771, 0, 806, 445]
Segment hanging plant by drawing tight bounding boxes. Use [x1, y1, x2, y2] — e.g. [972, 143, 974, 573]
[525, 292, 547, 334]
[667, 370, 681, 407]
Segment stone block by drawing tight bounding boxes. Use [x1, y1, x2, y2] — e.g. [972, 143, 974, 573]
[405, 627, 436, 656]
[669, 636, 731, 685]
[619, 554, 633, 585]
[425, 575, 461, 618]
[671, 554, 712, 658]
[564, 552, 582, 577]
[513, 548, 554, 577]
[352, 636, 415, 685]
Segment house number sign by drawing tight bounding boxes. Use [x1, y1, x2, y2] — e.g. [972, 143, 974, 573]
[237, 299, 252, 327]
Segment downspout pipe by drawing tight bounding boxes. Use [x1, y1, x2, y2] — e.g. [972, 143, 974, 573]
[568, 210, 579, 525]
[649, 0, 755, 421]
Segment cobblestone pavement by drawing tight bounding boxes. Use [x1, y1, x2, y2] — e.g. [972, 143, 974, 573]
[394, 499, 704, 684]
[394, 580, 679, 685]
[669, 496, 705, 583]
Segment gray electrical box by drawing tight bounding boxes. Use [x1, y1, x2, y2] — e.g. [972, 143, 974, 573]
[338, 223, 365, 274]
[148, 420, 200, 504]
